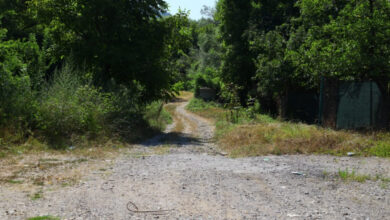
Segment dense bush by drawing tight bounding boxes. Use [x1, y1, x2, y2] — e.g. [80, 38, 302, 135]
[35, 63, 115, 143]
[0, 1, 192, 149]
[143, 101, 172, 131]
[0, 31, 44, 130]
[193, 67, 221, 98]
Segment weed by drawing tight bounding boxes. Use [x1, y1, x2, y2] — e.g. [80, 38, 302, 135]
[27, 216, 60, 220]
[144, 101, 172, 131]
[338, 168, 371, 183]
[322, 170, 330, 179]
[39, 158, 60, 163]
[7, 179, 24, 184]
[30, 190, 43, 200]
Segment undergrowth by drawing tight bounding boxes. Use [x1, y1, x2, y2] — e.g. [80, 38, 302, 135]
[0, 63, 174, 157]
[187, 98, 390, 158]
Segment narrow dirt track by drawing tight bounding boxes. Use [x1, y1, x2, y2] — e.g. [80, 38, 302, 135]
[0, 99, 389, 220]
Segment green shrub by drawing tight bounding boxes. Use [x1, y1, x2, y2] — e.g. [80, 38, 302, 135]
[36, 63, 115, 145]
[369, 141, 390, 157]
[143, 101, 172, 131]
[186, 98, 220, 112]
[193, 67, 221, 98]
[0, 33, 44, 130]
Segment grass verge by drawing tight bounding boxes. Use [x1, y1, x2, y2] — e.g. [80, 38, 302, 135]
[187, 98, 390, 158]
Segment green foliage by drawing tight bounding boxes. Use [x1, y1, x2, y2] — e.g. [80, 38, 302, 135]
[0, 29, 45, 129]
[30, 0, 174, 102]
[0, 1, 192, 148]
[338, 168, 371, 183]
[186, 98, 220, 112]
[163, 10, 194, 91]
[293, 0, 390, 83]
[180, 10, 224, 97]
[36, 63, 115, 145]
[211, 0, 390, 118]
[144, 101, 172, 131]
[193, 67, 221, 97]
[216, 0, 256, 104]
[369, 141, 390, 157]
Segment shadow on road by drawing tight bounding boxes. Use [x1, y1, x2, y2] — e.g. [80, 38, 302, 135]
[142, 131, 205, 147]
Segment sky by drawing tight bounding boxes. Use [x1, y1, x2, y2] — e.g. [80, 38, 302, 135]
[164, 0, 216, 20]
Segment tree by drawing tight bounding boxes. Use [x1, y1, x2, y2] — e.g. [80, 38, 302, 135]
[247, 0, 299, 115]
[162, 10, 194, 91]
[292, 0, 390, 85]
[30, 0, 175, 102]
[216, 0, 256, 105]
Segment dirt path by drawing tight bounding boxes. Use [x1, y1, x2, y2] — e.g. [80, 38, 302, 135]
[0, 99, 389, 220]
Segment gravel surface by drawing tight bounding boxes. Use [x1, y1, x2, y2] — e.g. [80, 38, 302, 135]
[0, 101, 389, 220]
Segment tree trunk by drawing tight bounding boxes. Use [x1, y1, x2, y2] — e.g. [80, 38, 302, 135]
[322, 78, 339, 128]
[276, 90, 288, 120]
[375, 80, 390, 129]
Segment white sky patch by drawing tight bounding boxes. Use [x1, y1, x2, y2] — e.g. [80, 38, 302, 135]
[164, 0, 216, 20]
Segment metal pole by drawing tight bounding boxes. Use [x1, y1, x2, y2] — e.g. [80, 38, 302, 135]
[370, 81, 373, 127]
[318, 76, 325, 125]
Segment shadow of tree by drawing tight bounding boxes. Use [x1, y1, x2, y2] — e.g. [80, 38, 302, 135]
[142, 131, 204, 147]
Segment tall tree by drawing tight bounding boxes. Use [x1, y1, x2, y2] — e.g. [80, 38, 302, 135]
[30, 0, 175, 102]
[216, 0, 255, 105]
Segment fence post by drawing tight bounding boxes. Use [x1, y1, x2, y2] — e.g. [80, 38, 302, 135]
[318, 76, 325, 125]
[370, 81, 373, 127]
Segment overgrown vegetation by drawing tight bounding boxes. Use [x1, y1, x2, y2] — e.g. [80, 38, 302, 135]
[187, 98, 390, 158]
[1, 0, 389, 158]
[0, 0, 187, 153]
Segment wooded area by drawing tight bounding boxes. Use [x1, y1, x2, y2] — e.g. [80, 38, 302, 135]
[1, 0, 390, 148]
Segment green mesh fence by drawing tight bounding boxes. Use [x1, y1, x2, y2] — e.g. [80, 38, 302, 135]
[285, 80, 386, 129]
[336, 82, 382, 129]
[286, 92, 319, 124]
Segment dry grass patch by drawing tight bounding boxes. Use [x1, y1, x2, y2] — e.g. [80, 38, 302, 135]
[153, 145, 172, 155]
[178, 91, 194, 101]
[165, 103, 185, 133]
[219, 123, 374, 157]
[0, 154, 91, 188]
[0, 140, 127, 189]
[187, 98, 390, 158]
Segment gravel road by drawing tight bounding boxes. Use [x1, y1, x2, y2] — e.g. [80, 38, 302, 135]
[0, 100, 389, 220]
